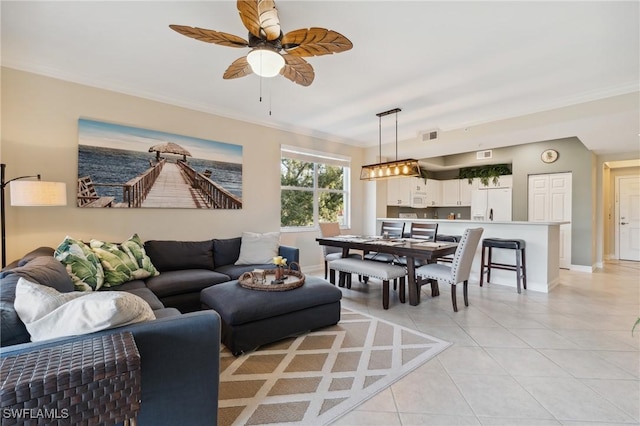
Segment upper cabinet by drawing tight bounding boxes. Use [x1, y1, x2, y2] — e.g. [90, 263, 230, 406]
[386, 178, 412, 206]
[424, 178, 441, 206]
[386, 177, 440, 207]
[441, 179, 473, 206]
[474, 175, 513, 189]
[387, 176, 512, 207]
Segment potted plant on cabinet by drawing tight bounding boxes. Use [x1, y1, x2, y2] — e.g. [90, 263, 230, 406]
[458, 164, 511, 186]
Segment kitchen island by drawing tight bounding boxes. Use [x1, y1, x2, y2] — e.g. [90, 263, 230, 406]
[377, 218, 569, 293]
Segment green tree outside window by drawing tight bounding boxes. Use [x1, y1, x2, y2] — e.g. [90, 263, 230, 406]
[280, 155, 349, 228]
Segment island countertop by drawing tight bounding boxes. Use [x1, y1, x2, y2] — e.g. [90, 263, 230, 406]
[377, 218, 567, 293]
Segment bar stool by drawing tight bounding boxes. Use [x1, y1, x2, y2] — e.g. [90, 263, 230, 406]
[480, 238, 527, 293]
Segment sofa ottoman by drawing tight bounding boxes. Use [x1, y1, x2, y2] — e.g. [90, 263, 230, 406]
[200, 276, 342, 355]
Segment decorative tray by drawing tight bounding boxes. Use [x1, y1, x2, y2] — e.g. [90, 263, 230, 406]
[238, 262, 305, 291]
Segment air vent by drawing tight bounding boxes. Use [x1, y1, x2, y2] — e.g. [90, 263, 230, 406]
[419, 129, 439, 142]
[476, 150, 493, 160]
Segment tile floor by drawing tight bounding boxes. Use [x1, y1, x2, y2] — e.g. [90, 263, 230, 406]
[324, 261, 640, 426]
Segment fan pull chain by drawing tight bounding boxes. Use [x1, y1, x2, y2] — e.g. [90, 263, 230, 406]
[269, 81, 273, 116]
[256, 76, 274, 116]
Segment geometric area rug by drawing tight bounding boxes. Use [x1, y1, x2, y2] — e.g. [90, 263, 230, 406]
[218, 308, 451, 425]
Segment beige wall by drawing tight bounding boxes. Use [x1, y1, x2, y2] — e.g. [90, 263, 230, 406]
[1, 68, 365, 268]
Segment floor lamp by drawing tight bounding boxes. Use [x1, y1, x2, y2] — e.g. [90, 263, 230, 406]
[1, 163, 67, 267]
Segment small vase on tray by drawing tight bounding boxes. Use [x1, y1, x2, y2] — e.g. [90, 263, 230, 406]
[272, 256, 287, 284]
[275, 266, 284, 281]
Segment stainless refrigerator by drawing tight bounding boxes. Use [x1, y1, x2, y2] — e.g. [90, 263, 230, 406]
[471, 187, 512, 221]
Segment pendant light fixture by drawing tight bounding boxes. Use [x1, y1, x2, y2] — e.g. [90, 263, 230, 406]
[360, 108, 421, 180]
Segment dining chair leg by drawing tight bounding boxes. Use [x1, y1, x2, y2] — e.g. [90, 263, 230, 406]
[521, 248, 527, 290]
[324, 261, 328, 279]
[382, 280, 390, 309]
[430, 278, 440, 297]
[399, 277, 406, 303]
[516, 249, 522, 294]
[463, 280, 469, 307]
[346, 273, 352, 289]
[329, 269, 336, 285]
[479, 245, 485, 287]
[451, 283, 458, 312]
[338, 271, 346, 288]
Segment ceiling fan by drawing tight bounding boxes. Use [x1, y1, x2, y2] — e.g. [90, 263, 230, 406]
[170, 0, 353, 87]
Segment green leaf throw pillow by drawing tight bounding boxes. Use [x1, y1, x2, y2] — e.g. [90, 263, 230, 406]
[54, 236, 105, 291]
[121, 234, 159, 278]
[90, 234, 159, 287]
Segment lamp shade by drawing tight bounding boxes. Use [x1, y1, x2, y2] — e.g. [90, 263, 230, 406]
[247, 48, 285, 77]
[360, 159, 421, 180]
[9, 181, 67, 206]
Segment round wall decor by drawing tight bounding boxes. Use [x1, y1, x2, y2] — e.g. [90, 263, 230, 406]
[541, 149, 559, 163]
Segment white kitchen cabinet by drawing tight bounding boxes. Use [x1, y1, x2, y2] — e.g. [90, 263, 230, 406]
[386, 178, 411, 206]
[424, 179, 441, 207]
[475, 174, 513, 189]
[386, 177, 438, 207]
[441, 179, 473, 206]
[459, 179, 473, 205]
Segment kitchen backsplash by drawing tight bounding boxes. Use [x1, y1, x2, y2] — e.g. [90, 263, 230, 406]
[387, 206, 471, 220]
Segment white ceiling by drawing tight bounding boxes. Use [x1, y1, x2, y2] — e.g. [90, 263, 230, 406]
[2, 1, 638, 154]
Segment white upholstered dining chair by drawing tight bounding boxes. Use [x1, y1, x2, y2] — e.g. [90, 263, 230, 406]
[318, 222, 361, 279]
[414, 227, 484, 312]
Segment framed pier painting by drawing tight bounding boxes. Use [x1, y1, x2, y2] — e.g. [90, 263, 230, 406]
[77, 119, 243, 209]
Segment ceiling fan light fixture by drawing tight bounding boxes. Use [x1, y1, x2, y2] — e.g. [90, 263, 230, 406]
[247, 47, 285, 77]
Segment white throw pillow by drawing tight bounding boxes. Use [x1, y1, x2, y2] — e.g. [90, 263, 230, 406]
[14, 277, 155, 342]
[234, 231, 280, 265]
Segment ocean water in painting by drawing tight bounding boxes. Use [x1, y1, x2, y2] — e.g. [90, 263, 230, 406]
[77, 118, 243, 208]
[78, 145, 242, 203]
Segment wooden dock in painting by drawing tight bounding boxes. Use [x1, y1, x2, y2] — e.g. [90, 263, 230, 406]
[141, 163, 209, 208]
[78, 160, 242, 209]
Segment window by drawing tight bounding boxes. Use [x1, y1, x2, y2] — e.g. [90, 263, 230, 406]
[280, 146, 350, 229]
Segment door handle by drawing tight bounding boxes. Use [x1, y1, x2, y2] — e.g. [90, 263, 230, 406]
[621, 222, 629, 225]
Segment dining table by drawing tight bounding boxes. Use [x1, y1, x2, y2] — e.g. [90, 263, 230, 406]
[316, 235, 458, 306]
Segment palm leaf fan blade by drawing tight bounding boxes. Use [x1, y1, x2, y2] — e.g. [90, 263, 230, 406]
[223, 57, 253, 80]
[280, 54, 314, 86]
[169, 25, 248, 48]
[237, 0, 281, 41]
[282, 27, 353, 57]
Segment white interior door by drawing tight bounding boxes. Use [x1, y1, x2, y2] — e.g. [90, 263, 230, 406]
[552, 174, 572, 270]
[618, 176, 640, 261]
[528, 173, 572, 269]
[528, 175, 549, 221]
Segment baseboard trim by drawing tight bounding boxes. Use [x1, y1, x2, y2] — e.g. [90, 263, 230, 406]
[570, 264, 595, 273]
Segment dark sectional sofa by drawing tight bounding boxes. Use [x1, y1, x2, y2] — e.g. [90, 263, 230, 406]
[0, 236, 300, 426]
[142, 237, 299, 312]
